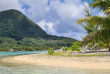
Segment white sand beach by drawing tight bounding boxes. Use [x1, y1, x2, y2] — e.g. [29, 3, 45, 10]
[2, 54, 110, 70]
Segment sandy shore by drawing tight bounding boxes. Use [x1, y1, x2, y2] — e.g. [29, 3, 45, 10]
[2, 54, 110, 69]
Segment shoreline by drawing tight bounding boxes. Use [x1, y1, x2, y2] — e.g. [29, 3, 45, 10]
[2, 54, 110, 70]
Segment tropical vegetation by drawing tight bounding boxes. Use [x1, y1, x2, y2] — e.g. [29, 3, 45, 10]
[77, 0, 110, 51]
[68, 41, 81, 53]
[47, 41, 81, 56]
[48, 48, 54, 55]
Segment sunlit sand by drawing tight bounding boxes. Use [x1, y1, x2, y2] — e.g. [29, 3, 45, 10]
[2, 54, 110, 70]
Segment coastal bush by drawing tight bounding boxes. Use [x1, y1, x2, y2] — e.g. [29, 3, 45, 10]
[96, 41, 104, 49]
[69, 41, 81, 52]
[48, 48, 54, 55]
[0, 49, 3, 51]
[62, 47, 68, 52]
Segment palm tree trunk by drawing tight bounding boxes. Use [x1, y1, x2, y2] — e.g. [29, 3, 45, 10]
[107, 43, 110, 51]
[107, 39, 110, 51]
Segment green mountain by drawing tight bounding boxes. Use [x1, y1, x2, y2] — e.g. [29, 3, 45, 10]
[0, 9, 77, 51]
[0, 9, 47, 40]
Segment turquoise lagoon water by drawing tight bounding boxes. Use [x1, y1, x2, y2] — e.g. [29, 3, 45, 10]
[0, 51, 110, 74]
[0, 51, 47, 57]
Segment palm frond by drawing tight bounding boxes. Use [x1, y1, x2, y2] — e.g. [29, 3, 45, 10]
[77, 16, 110, 28]
[81, 29, 110, 45]
[83, 4, 92, 17]
[90, 1, 110, 11]
[105, 7, 110, 15]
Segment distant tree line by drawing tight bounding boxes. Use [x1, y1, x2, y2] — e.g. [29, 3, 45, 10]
[0, 37, 76, 52]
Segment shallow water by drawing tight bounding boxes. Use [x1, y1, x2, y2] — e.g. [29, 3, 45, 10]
[0, 51, 110, 74]
[0, 51, 47, 57]
[0, 64, 110, 74]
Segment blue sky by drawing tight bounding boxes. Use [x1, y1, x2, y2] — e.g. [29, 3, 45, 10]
[0, 0, 102, 41]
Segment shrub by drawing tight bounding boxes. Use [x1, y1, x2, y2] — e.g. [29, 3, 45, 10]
[48, 48, 54, 55]
[63, 47, 68, 52]
[70, 41, 81, 52]
[0, 49, 2, 51]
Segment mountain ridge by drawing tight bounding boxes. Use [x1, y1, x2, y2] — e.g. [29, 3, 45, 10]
[0, 9, 48, 40]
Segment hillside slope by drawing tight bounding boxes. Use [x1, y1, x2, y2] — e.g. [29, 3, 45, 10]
[0, 9, 47, 40]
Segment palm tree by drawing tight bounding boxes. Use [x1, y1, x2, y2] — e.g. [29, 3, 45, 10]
[86, 0, 110, 15]
[77, 0, 110, 51]
[83, 4, 98, 34]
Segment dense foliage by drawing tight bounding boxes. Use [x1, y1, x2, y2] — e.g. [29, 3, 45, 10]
[62, 41, 81, 53]
[0, 37, 76, 51]
[68, 41, 81, 52]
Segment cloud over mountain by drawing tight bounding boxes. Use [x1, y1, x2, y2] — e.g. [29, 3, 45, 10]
[0, 0, 89, 40]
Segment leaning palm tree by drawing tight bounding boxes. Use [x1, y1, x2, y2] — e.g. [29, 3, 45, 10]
[83, 4, 98, 34]
[77, 0, 110, 51]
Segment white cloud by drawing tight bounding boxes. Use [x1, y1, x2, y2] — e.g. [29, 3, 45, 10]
[0, 0, 88, 40]
[19, 0, 49, 22]
[19, 0, 88, 40]
[37, 20, 56, 35]
[0, 0, 22, 12]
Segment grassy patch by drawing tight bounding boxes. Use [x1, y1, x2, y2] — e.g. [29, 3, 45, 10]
[47, 52, 66, 56]
[46, 52, 106, 57]
[52, 52, 67, 56]
[68, 54, 105, 57]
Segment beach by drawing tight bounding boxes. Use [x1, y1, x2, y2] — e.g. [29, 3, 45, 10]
[2, 54, 110, 70]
